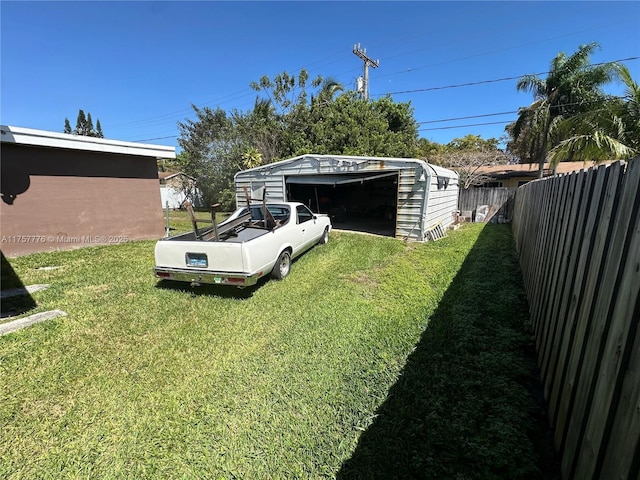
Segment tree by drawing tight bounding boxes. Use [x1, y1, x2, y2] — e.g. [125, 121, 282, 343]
[86, 113, 95, 135]
[75, 109, 88, 136]
[447, 135, 499, 151]
[250, 69, 322, 116]
[547, 64, 639, 163]
[507, 43, 618, 176]
[241, 146, 263, 169]
[67, 109, 103, 137]
[312, 77, 345, 107]
[95, 119, 104, 138]
[241, 98, 280, 165]
[177, 106, 243, 209]
[415, 138, 445, 160]
[178, 70, 421, 208]
[429, 135, 510, 189]
[306, 92, 418, 157]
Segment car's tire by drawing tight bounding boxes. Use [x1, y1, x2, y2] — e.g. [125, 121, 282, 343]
[272, 250, 291, 280]
[318, 227, 330, 245]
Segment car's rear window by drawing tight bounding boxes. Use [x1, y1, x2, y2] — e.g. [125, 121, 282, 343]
[250, 206, 290, 224]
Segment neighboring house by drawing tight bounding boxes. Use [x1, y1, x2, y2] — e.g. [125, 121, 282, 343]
[1, 125, 176, 256]
[474, 161, 615, 188]
[159, 172, 203, 209]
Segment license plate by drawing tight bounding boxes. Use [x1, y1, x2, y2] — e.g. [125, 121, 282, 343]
[186, 252, 208, 267]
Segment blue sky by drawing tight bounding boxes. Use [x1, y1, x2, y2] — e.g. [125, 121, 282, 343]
[2, 1, 639, 150]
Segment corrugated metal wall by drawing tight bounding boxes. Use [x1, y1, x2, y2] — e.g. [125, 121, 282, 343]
[396, 167, 425, 240]
[234, 155, 459, 242]
[235, 176, 286, 205]
[424, 170, 460, 233]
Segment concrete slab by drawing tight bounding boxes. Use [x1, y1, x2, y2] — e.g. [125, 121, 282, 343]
[0, 309, 67, 335]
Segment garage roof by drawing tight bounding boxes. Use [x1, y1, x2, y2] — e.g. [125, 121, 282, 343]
[235, 154, 458, 181]
[0, 125, 176, 159]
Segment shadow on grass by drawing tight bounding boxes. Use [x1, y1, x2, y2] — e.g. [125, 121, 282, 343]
[153, 255, 311, 299]
[154, 278, 263, 299]
[337, 225, 560, 480]
[1, 250, 37, 318]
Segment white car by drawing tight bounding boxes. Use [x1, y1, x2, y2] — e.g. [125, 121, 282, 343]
[154, 202, 331, 287]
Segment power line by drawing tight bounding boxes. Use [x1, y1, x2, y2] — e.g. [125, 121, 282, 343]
[132, 135, 179, 142]
[389, 75, 538, 95]
[418, 110, 518, 125]
[414, 96, 626, 131]
[419, 120, 514, 132]
[380, 56, 640, 96]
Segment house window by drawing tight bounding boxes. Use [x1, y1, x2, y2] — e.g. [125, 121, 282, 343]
[483, 181, 503, 188]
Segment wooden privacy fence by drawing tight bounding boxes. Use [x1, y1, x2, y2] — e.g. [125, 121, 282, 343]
[458, 187, 516, 222]
[511, 159, 640, 480]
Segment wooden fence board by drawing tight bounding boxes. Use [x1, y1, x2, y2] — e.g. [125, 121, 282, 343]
[570, 159, 640, 479]
[552, 165, 609, 452]
[523, 182, 544, 303]
[543, 172, 587, 401]
[533, 179, 557, 339]
[547, 168, 597, 419]
[543, 166, 622, 403]
[559, 162, 638, 475]
[540, 172, 580, 382]
[458, 187, 516, 222]
[512, 158, 640, 480]
[514, 184, 533, 311]
[598, 293, 640, 479]
[534, 177, 559, 347]
[537, 176, 572, 368]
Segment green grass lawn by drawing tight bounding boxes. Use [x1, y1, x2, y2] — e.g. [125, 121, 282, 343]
[0, 224, 557, 479]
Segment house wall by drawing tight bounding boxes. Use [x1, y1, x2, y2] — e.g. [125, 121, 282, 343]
[0, 143, 164, 256]
[484, 176, 537, 188]
[159, 175, 203, 209]
[491, 177, 532, 189]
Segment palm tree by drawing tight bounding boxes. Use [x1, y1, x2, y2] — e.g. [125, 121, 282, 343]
[547, 64, 639, 163]
[312, 77, 344, 107]
[509, 43, 618, 176]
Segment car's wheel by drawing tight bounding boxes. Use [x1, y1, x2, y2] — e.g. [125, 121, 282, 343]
[272, 250, 291, 280]
[318, 227, 329, 245]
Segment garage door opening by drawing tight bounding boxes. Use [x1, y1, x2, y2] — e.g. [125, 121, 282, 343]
[286, 172, 398, 237]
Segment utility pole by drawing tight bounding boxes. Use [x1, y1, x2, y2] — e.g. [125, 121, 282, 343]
[352, 43, 379, 100]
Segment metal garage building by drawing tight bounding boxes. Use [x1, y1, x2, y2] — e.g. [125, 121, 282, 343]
[234, 154, 459, 242]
